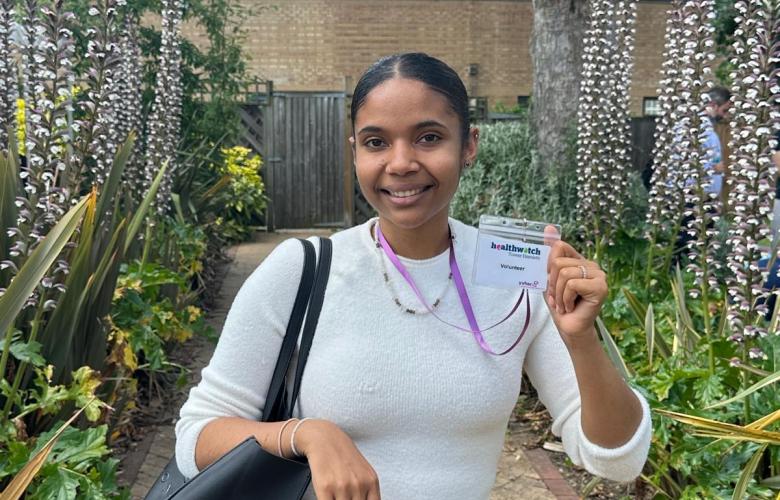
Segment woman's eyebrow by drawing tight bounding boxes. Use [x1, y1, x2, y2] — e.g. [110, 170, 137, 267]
[357, 125, 383, 135]
[415, 120, 446, 130]
[356, 120, 447, 136]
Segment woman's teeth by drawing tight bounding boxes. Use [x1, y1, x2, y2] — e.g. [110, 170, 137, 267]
[388, 187, 425, 198]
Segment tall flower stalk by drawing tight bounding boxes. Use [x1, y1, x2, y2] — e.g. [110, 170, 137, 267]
[69, 0, 122, 193]
[2, 1, 75, 308]
[645, 1, 688, 283]
[576, 0, 637, 262]
[115, 14, 144, 199]
[143, 0, 184, 216]
[724, 0, 780, 420]
[0, 0, 16, 150]
[675, 0, 718, 313]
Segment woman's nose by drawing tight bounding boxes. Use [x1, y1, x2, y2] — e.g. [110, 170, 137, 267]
[385, 142, 420, 175]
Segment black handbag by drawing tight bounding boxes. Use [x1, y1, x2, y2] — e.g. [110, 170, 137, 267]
[144, 237, 332, 500]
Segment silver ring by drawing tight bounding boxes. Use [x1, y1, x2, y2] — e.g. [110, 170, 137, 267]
[578, 265, 588, 279]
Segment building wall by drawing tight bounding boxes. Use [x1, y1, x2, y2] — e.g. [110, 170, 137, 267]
[179, 0, 670, 116]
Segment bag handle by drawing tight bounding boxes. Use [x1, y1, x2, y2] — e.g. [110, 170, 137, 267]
[289, 237, 332, 411]
[261, 237, 332, 422]
[261, 238, 317, 422]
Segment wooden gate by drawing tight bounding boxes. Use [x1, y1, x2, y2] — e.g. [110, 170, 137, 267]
[239, 87, 376, 229]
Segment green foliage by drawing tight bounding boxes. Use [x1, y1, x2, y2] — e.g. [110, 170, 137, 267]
[4, 424, 127, 499]
[0, 0, 261, 494]
[207, 146, 267, 241]
[601, 264, 779, 497]
[492, 100, 529, 115]
[713, 0, 739, 84]
[450, 120, 578, 236]
[111, 261, 212, 373]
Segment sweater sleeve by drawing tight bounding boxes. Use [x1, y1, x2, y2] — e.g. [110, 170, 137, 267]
[174, 238, 311, 479]
[522, 309, 652, 482]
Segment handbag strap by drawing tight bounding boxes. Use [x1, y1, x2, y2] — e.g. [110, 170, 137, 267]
[261, 237, 332, 422]
[289, 237, 332, 411]
[261, 238, 317, 422]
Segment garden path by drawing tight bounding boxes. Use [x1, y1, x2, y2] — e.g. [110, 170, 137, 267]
[128, 230, 567, 499]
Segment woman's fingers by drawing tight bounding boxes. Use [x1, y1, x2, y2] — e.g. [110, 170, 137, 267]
[549, 260, 605, 314]
[543, 224, 561, 246]
[548, 256, 598, 300]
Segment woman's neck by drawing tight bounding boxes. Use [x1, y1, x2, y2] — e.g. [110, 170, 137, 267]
[376, 213, 451, 260]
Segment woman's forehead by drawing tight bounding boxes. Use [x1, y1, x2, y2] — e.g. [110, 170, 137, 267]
[355, 78, 458, 129]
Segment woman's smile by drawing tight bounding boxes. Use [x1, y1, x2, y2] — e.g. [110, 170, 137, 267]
[380, 184, 435, 205]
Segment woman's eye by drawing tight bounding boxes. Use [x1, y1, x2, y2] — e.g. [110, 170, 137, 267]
[365, 138, 384, 148]
[419, 134, 441, 144]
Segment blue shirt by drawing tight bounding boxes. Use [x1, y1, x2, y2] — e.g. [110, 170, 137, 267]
[702, 119, 722, 195]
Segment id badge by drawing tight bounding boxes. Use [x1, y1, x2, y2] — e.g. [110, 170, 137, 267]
[473, 215, 561, 292]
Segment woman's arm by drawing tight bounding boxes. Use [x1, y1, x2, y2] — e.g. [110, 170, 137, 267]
[522, 236, 650, 481]
[175, 238, 380, 499]
[559, 328, 643, 448]
[545, 239, 643, 447]
[195, 416, 380, 500]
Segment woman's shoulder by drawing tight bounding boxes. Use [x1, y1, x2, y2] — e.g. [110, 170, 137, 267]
[256, 220, 373, 276]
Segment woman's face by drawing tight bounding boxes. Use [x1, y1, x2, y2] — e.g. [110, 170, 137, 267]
[351, 77, 477, 232]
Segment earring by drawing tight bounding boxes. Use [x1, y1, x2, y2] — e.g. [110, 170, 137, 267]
[464, 161, 472, 169]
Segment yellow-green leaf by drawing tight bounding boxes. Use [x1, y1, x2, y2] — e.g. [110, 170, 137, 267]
[0, 400, 96, 500]
[732, 444, 768, 500]
[705, 370, 780, 410]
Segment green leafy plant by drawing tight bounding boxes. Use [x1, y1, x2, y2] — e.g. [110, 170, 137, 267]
[450, 120, 578, 236]
[205, 145, 267, 241]
[111, 260, 211, 374]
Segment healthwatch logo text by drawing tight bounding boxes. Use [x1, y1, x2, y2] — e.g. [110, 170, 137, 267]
[491, 241, 541, 256]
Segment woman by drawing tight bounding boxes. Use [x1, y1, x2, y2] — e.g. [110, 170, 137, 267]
[175, 53, 651, 500]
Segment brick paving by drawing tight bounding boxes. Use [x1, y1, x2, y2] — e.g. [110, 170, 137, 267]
[129, 229, 566, 499]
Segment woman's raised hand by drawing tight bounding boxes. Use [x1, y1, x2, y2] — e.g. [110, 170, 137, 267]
[294, 419, 381, 500]
[545, 233, 608, 345]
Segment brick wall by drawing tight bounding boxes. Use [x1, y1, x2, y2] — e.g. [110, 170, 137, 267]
[179, 0, 670, 116]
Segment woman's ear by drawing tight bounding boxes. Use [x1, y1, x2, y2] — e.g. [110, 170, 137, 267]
[464, 127, 479, 165]
[349, 136, 357, 167]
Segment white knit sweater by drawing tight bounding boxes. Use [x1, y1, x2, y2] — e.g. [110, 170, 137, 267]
[175, 218, 651, 499]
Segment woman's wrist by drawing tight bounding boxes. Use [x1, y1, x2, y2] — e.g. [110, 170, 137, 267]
[292, 418, 331, 457]
[560, 325, 600, 353]
[277, 418, 298, 458]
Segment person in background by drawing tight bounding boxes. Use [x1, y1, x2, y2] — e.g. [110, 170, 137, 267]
[702, 86, 731, 198]
[673, 87, 732, 264]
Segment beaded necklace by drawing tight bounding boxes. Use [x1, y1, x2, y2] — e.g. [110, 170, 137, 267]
[371, 221, 453, 315]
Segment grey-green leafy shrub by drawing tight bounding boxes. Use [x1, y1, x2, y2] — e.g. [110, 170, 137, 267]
[450, 121, 578, 237]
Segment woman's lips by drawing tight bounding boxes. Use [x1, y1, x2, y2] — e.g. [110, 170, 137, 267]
[380, 185, 432, 206]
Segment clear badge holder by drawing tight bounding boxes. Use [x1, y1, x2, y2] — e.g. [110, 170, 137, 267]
[473, 215, 561, 292]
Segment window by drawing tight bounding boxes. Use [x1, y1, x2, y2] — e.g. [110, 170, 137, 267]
[643, 97, 661, 116]
[469, 97, 488, 122]
[516, 96, 530, 109]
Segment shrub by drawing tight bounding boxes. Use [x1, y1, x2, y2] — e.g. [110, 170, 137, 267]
[450, 120, 578, 237]
[210, 146, 267, 241]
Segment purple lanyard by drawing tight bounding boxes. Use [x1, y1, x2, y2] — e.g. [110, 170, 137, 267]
[376, 223, 531, 356]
